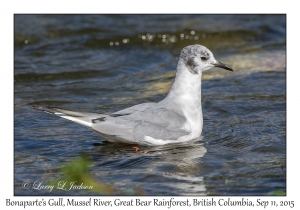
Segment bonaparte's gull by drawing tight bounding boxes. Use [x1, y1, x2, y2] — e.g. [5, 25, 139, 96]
[33, 44, 232, 146]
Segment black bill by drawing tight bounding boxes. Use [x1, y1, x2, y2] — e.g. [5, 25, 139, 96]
[213, 60, 233, 71]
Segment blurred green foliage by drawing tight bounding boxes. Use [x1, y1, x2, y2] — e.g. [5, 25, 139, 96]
[48, 155, 146, 195]
[268, 190, 286, 196]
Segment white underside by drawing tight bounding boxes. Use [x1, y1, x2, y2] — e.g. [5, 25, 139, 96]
[141, 134, 203, 146]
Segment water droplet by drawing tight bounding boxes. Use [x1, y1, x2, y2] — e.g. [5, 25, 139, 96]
[109, 42, 114, 46]
[115, 42, 119, 46]
[24, 40, 29, 44]
[162, 34, 166, 39]
[123, 38, 129, 44]
[180, 33, 184, 38]
[185, 35, 189, 39]
[191, 30, 195, 35]
[169, 35, 177, 43]
[194, 36, 199, 40]
[147, 34, 154, 41]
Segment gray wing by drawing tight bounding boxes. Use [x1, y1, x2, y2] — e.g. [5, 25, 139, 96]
[113, 102, 156, 115]
[90, 103, 157, 143]
[92, 104, 189, 143]
[34, 103, 190, 144]
[130, 107, 189, 141]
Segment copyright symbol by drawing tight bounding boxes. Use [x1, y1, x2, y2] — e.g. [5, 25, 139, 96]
[22, 182, 31, 189]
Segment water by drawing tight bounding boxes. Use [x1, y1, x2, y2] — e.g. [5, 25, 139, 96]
[14, 14, 286, 195]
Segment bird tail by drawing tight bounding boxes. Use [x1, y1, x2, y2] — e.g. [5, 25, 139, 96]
[33, 106, 107, 127]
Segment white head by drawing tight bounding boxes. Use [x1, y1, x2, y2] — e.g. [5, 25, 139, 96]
[180, 44, 233, 74]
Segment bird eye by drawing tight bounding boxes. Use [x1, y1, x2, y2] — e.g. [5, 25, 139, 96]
[201, 57, 208, 61]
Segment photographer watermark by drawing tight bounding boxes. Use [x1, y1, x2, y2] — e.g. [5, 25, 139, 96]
[22, 181, 93, 192]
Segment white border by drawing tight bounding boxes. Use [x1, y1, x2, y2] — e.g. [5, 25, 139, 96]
[2, 0, 297, 209]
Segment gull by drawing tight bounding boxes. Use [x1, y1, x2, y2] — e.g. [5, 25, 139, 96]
[33, 44, 232, 146]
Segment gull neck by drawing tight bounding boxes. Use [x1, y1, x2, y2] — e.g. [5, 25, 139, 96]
[165, 59, 202, 102]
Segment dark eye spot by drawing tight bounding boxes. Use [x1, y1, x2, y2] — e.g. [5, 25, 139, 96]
[187, 58, 195, 67]
[201, 56, 208, 61]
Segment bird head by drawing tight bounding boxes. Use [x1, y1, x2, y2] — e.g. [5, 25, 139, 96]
[180, 44, 233, 74]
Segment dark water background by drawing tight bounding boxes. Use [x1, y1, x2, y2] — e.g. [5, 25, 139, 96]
[14, 14, 286, 195]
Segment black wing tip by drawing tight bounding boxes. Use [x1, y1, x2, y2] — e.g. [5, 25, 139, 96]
[32, 106, 56, 115]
